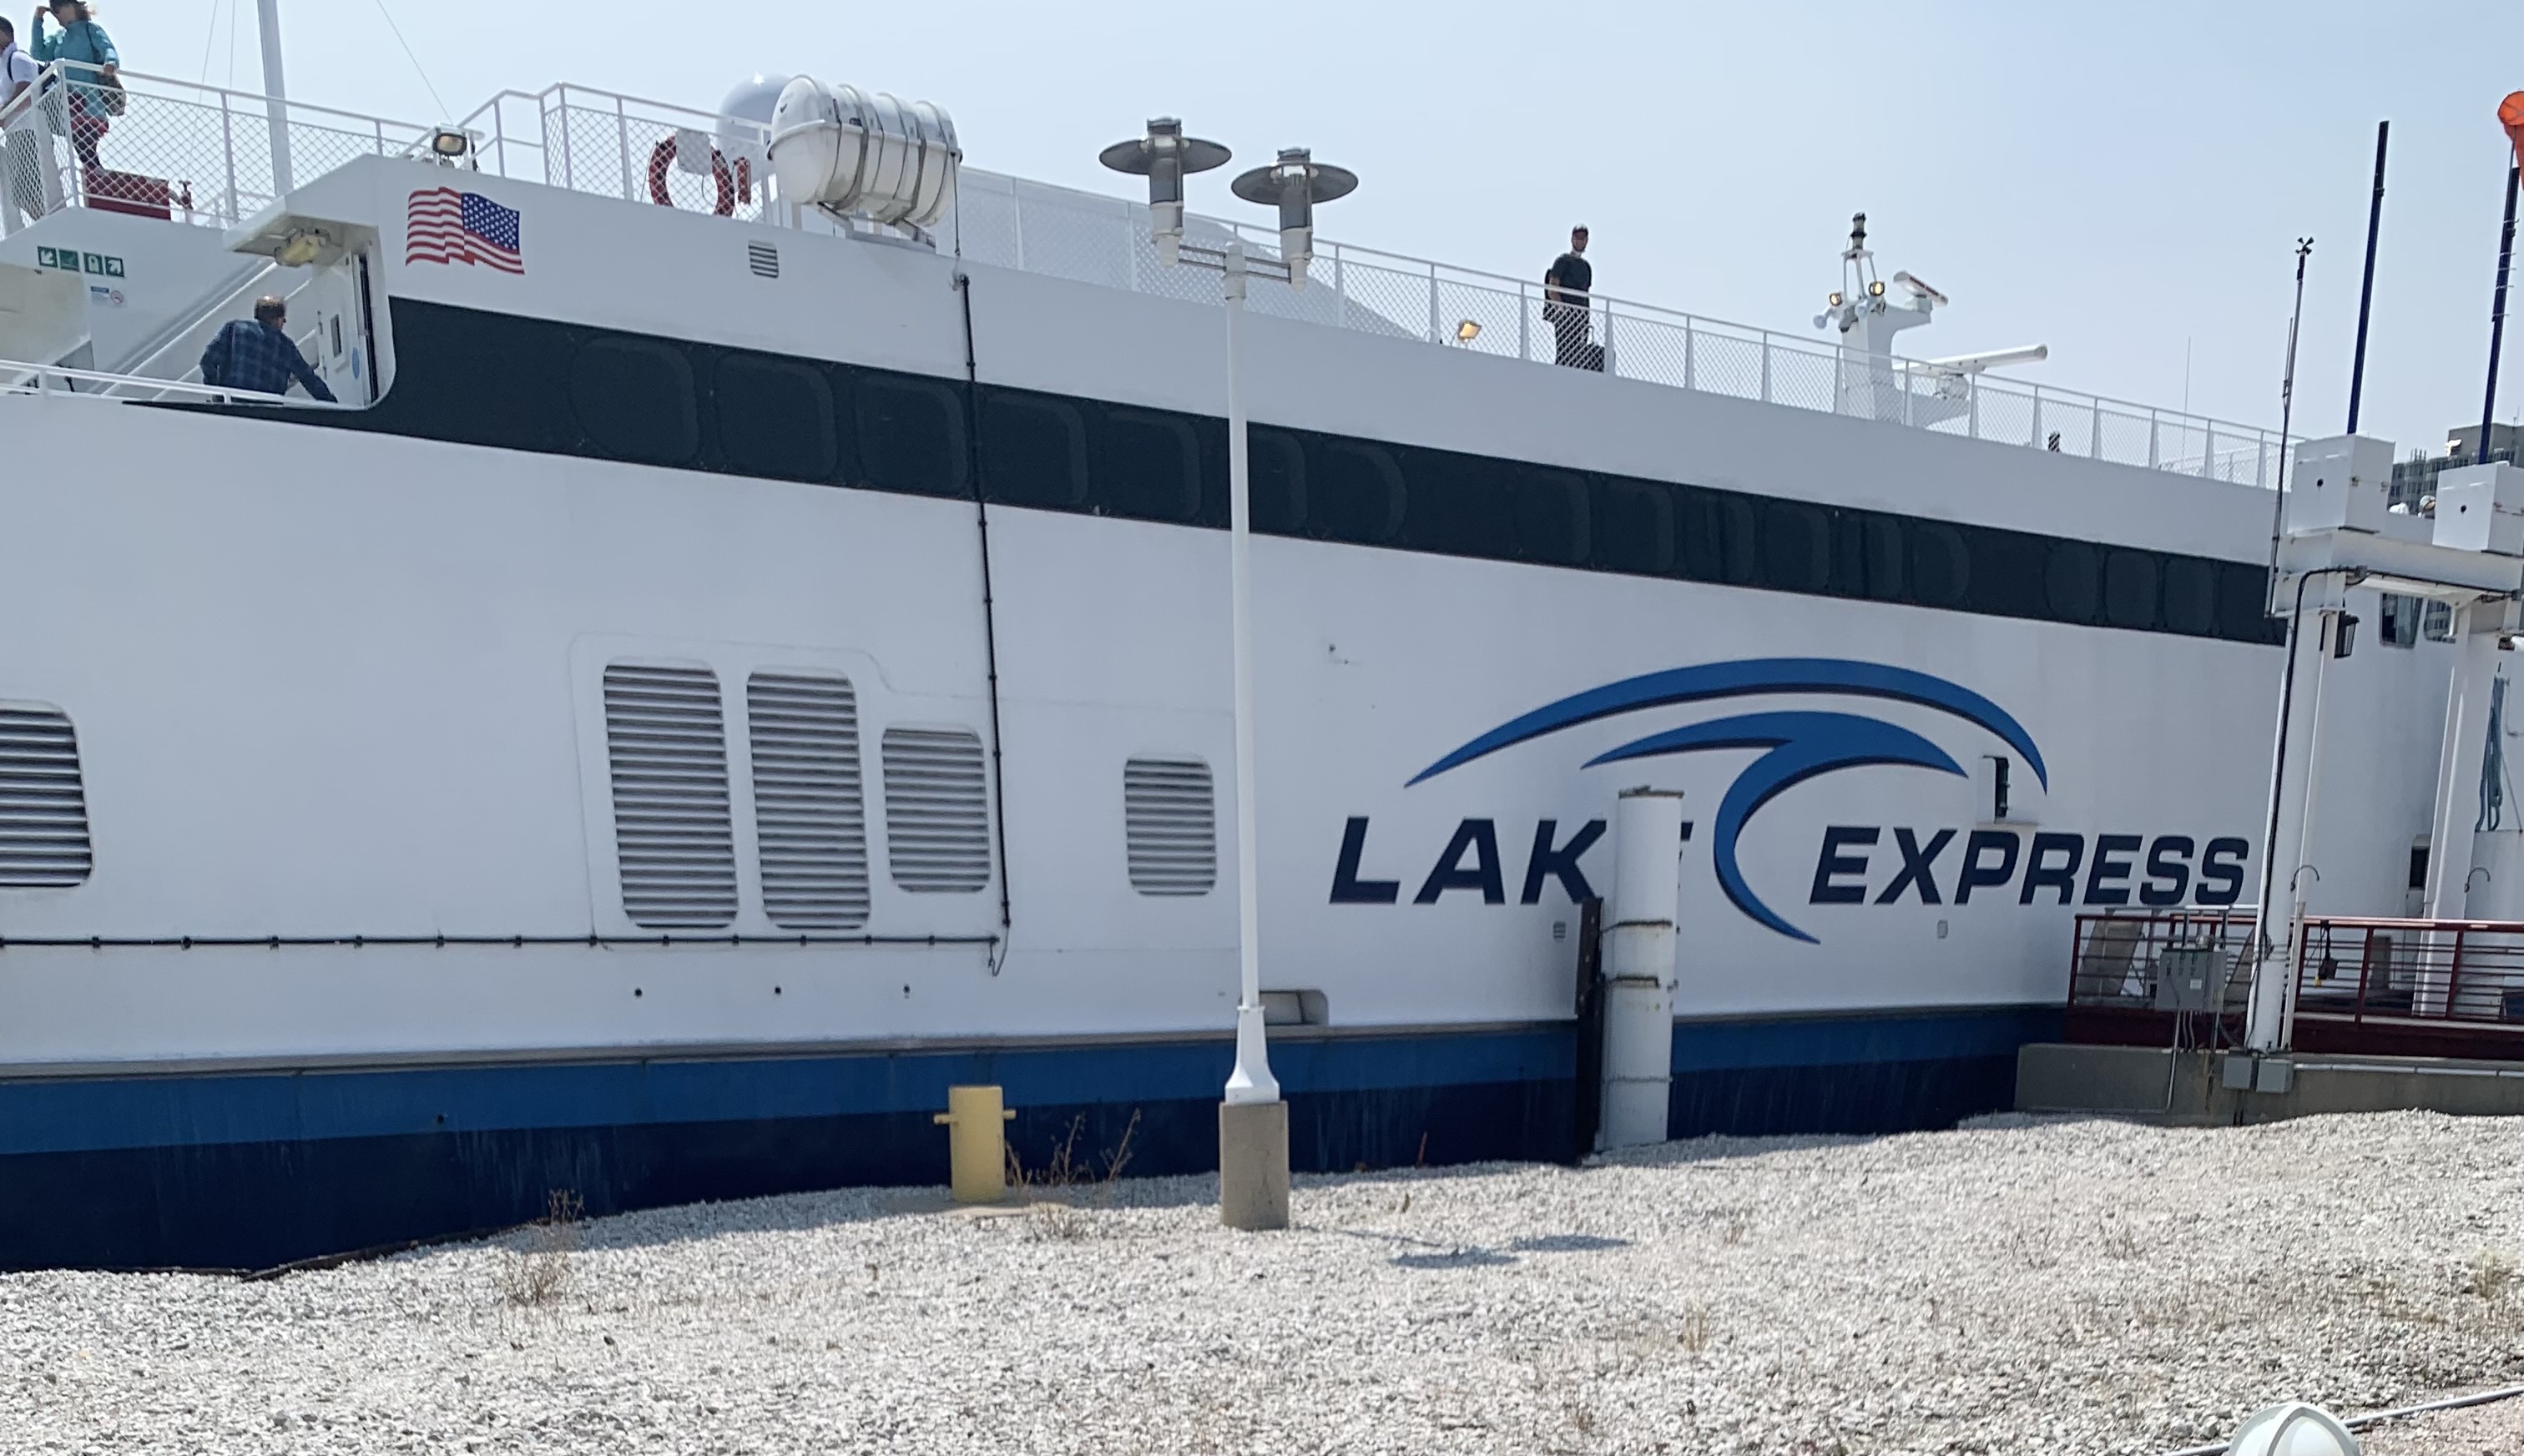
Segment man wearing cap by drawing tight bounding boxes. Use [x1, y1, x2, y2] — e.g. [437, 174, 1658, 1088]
[1544, 225, 1597, 370]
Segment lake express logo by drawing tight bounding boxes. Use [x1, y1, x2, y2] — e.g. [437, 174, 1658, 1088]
[1339, 657, 2248, 942]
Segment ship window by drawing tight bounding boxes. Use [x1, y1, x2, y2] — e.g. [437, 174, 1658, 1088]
[714, 355, 836, 482]
[982, 390, 1090, 509]
[2378, 592, 2423, 648]
[858, 376, 967, 498]
[1676, 489, 1755, 583]
[0, 704, 92, 888]
[2424, 600, 2456, 642]
[2163, 557, 2218, 635]
[373, 300, 577, 451]
[1760, 501, 1831, 592]
[1123, 755, 1217, 896]
[747, 672, 870, 930]
[1249, 426, 1307, 534]
[1403, 451, 1517, 558]
[1592, 477, 1673, 575]
[2218, 562, 2274, 642]
[2042, 541, 2099, 623]
[571, 337, 699, 467]
[2102, 550, 2159, 629]
[1860, 516, 1906, 602]
[1310, 441, 1406, 544]
[1516, 467, 1590, 566]
[881, 726, 992, 894]
[602, 664, 738, 929]
[1099, 407, 1202, 523]
[1910, 521, 1971, 608]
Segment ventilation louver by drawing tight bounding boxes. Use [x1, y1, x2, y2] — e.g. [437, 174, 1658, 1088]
[602, 664, 738, 928]
[0, 706, 93, 887]
[881, 726, 990, 893]
[747, 241, 780, 279]
[748, 673, 870, 930]
[1123, 756, 1217, 895]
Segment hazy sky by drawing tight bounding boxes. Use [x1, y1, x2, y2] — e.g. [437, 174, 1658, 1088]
[98, 0, 2524, 456]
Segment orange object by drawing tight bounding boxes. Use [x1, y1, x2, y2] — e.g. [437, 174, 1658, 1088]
[2503, 91, 2524, 167]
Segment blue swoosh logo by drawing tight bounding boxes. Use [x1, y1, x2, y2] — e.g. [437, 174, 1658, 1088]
[1406, 657, 2045, 789]
[1409, 657, 2045, 943]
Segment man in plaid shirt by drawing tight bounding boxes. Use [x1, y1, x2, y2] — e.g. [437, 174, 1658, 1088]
[199, 295, 336, 402]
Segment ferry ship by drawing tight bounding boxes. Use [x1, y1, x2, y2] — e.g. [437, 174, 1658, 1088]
[0, 58, 2425, 1271]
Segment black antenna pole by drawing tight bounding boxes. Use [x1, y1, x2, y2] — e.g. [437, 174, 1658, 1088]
[2346, 120, 2388, 434]
[2482, 160, 2520, 463]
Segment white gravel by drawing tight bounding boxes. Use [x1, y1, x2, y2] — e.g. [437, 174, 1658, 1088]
[8, 1111, 2524, 1455]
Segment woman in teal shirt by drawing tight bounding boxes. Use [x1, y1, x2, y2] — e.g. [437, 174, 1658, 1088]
[28, 1, 116, 173]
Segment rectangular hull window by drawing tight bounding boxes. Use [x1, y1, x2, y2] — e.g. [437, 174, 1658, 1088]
[0, 706, 93, 887]
[881, 727, 991, 893]
[1123, 756, 1217, 896]
[603, 664, 738, 928]
[748, 673, 871, 930]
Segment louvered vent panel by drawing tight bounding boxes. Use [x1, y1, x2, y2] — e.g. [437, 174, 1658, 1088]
[0, 707, 93, 888]
[881, 727, 991, 894]
[603, 664, 738, 928]
[748, 673, 870, 930]
[1123, 756, 1217, 896]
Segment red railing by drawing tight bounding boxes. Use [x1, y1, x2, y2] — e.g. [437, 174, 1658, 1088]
[2067, 910, 2259, 1047]
[2294, 917, 2524, 1033]
[2066, 910, 2524, 1056]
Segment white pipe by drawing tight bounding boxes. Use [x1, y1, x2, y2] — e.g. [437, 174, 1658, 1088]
[2421, 607, 2500, 1015]
[1599, 788, 1683, 1149]
[257, 0, 290, 196]
[1219, 241, 1276, 1107]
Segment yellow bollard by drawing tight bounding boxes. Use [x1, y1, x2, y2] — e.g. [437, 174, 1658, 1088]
[932, 1085, 1017, 1204]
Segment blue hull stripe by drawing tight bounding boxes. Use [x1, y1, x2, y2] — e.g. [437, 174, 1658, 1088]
[0, 1007, 2058, 1271]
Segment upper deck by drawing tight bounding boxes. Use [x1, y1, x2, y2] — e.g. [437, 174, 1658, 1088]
[0, 65, 2288, 489]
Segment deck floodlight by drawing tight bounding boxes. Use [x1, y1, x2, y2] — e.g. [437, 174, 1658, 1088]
[1229, 147, 1358, 289]
[275, 228, 326, 268]
[428, 127, 470, 160]
[1868, 278, 1885, 297]
[1099, 118, 1232, 264]
[1455, 319, 1481, 344]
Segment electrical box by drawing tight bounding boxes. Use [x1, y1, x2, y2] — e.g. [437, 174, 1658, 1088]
[2284, 436, 2394, 536]
[2431, 463, 2524, 555]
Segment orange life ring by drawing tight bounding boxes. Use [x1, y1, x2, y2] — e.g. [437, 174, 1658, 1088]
[647, 136, 737, 217]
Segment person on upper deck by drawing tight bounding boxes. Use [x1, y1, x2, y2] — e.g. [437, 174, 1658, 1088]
[200, 296, 336, 403]
[0, 18, 36, 109]
[1544, 225, 1597, 370]
[28, 1, 115, 173]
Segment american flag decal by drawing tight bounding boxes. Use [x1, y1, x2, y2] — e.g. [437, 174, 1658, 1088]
[405, 188, 523, 274]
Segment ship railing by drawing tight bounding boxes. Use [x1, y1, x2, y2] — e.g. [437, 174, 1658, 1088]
[0, 355, 339, 406]
[0, 60, 452, 234]
[3, 68, 2290, 485]
[947, 169, 2288, 487]
[455, 84, 780, 226]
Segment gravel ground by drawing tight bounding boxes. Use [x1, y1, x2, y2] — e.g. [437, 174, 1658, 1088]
[8, 1111, 2524, 1455]
[2362, 1388, 2524, 1454]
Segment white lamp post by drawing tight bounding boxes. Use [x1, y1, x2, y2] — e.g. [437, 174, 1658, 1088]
[1101, 122, 1356, 1231]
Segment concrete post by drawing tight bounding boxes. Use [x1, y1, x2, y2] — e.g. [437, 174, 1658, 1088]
[1218, 1099, 1290, 1231]
[1599, 788, 1683, 1149]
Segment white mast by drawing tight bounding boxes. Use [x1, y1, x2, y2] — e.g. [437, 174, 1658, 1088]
[258, 0, 290, 196]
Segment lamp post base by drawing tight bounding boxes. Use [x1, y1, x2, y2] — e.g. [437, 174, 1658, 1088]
[1217, 1098, 1290, 1231]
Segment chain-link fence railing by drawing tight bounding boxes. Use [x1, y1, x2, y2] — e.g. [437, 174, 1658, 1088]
[3, 64, 2289, 486]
